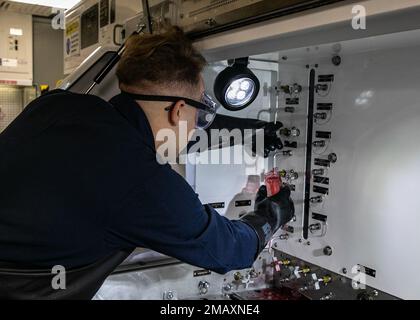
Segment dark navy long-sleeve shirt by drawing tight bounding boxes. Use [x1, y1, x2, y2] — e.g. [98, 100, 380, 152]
[0, 89, 258, 273]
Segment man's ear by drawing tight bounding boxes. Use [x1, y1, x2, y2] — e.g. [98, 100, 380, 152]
[169, 100, 185, 126]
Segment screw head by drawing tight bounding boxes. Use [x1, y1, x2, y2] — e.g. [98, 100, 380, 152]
[332, 55, 342, 66]
[323, 246, 333, 256]
[328, 153, 338, 163]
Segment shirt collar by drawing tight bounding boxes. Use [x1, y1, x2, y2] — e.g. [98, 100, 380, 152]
[109, 92, 155, 152]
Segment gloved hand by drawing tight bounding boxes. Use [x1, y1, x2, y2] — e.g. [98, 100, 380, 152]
[240, 185, 295, 253]
[251, 121, 284, 158]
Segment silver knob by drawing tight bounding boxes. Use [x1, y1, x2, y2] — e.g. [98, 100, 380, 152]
[290, 127, 301, 137]
[222, 283, 232, 293]
[279, 234, 289, 240]
[312, 168, 325, 176]
[310, 196, 323, 203]
[163, 291, 176, 300]
[249, 269, 258, 278]
[309, 223, 322, 233]
[314, 112, 327, 120]
[313, 140, 326, 147]
[288, 170, 299, 180]
[198, 281, 210, 295]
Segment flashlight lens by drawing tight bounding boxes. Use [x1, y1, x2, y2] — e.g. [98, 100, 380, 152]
[225, 78, 256, 107]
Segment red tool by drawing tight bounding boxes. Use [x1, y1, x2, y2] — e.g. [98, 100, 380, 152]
[265, 169, 282, 196]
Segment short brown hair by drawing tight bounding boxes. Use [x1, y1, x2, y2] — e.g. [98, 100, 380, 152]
[116, 26, 206, 91]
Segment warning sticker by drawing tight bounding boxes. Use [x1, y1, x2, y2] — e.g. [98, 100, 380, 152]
[65, 18, 80, 57]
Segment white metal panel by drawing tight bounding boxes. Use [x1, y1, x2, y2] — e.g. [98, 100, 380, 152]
[198, 29, 420, 299]
[0, 11, 32, 85]
[64, 0, 141, 74]
[196, 0, 420, 62]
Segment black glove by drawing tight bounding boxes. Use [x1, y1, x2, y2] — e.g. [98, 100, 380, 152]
[240, 185, 295, 253]
[202, 114, 283, 157]
[252, 121, 284, 158]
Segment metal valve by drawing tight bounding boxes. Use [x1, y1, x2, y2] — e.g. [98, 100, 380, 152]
[222, 283, 232, 293]
[310, 195, 323, 203]
[281, 83, 302, 95]
[198, 281, 210, 295]
[357, 290, 379, 300]
[314, 112, 328, 120]
[272, 257, 291, 272]
[287, 170, 299, 181]
[280, 127, 300, 137]
[312, 168, 325, 176]
[280, 169, 298, 181]
[249, 269, 258, 278]
[279, 233, 289, 240]
[309, 223, 322, 233]
[233, 272, 243, 281]
[312, 273, 332, 290]
[320, 292, 335, 300]
[290, 127, 300, 137]
[163, 290, 177, 300]
[313, 140, 326, 147]
[294, 266, 311, 279]
[282, 150, 293, 157]
[316, 84, 329, 92]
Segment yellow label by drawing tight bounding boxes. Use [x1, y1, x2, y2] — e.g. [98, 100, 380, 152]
[66, 20, 79, 36]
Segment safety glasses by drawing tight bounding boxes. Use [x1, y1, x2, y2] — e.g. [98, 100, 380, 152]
[121, 91, 218, 130]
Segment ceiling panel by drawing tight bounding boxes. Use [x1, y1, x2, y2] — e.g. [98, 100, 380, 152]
[0, 1, 53, 17]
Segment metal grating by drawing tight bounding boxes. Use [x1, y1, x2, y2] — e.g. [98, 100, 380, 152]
[0, 85, 37, 132]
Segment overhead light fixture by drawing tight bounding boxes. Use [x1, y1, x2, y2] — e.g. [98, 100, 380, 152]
[214, 57, 260, 111]
[10, 28, 23, 36]
[9, 0, 81, 9]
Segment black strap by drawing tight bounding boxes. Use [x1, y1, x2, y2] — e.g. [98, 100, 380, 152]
[121, 91, 211, 112]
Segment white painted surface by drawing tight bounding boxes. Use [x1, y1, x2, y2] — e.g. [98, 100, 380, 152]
[0, 12, 33, 84]
[197, 30, 420, 299]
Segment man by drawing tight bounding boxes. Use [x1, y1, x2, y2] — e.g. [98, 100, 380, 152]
[0, 26, 294, 299]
